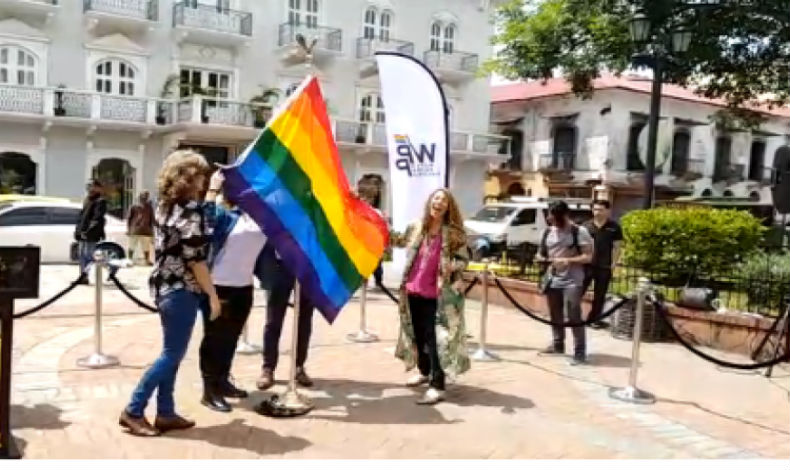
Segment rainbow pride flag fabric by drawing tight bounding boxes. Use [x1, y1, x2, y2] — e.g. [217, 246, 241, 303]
[223, 77, 389, 323]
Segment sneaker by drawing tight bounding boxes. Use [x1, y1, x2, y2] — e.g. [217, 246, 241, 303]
[405, 374, 430, 387]
[416, 387, 445, 405]
[590, 321, 610, 330]
[568, 355, 588, 366]
[538, 344, 565, 356]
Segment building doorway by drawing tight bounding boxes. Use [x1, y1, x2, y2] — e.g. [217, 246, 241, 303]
[92, 158, 135, 218]
[0, 152, 36, 194]
[177, 143, 231, 167]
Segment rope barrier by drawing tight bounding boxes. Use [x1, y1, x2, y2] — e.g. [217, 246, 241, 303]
[12, 277, 83, 319]
[493, 277, 631, 328]
[651, 297, 790, 370]
[107, 274, 158, 313]
[374, 276, 481, 306]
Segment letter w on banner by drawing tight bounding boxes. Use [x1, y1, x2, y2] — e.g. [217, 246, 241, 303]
[375, 52, 449, 269]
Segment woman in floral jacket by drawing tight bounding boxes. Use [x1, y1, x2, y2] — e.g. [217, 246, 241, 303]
[394, 188, 470, 405]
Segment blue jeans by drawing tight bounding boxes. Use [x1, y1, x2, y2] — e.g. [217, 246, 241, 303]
[78, 241, 118, 278]
[126, 289, 199, 418]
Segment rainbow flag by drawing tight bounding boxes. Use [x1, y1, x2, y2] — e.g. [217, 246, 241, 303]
[223, 77, 389, 323]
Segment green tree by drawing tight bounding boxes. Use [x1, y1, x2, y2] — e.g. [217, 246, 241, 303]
[486, 0, 790, 125]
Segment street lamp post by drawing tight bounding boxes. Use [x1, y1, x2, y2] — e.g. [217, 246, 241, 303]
[630, 1, 719, 209]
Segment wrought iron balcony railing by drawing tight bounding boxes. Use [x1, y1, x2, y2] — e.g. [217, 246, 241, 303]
[83, 0, 157, 21]
[423, 50, 479, 73]
[279, 23, 342, 52]
[172, 1, 252, 36]
[356, 37, 414, 59]
[539, 152, 575, 171]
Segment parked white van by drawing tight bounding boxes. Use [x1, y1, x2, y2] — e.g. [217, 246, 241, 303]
[464, 197, 592, 261]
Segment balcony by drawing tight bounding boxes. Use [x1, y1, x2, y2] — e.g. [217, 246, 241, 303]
[1, 0, 59, 22]
[83, 0, 157, 31]
[714, 162, 745, 184]
[172, 1, 252, 48]
[423, 50, 479, 85]
[356, 37, 414, 78]
[278, 23, 342, 64]
[538, 153, 575, 173]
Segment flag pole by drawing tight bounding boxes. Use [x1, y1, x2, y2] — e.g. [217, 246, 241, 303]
[277, 34, 319, 414]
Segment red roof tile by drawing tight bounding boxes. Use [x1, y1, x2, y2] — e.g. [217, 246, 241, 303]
[491, 75, 790, 118]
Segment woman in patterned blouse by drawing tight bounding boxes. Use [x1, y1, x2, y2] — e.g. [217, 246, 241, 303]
[119, 150, 221, 437]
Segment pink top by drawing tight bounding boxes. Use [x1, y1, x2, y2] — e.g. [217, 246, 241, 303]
[405, 234, 442, 299]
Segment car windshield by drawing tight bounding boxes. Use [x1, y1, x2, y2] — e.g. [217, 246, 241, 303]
[471, 206, 517, 223]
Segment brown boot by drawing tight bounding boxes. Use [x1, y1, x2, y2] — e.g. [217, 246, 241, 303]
[295, 367, 313, 387]
[119, 410, 160, 437]
[154, 414, 195, 433]
[256, 367, 274, 390]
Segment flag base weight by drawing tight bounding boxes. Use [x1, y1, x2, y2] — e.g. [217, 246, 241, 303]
[254, 391, 314, 418]
[76, 353, 119, 369]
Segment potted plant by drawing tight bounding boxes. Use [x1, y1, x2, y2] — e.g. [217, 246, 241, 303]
[155, 74, 179, 125]
[53, 84, 66, 116]
[249, 86, 280, 128]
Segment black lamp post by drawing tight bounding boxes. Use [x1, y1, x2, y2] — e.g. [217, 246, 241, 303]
[630, 0, 720, 209]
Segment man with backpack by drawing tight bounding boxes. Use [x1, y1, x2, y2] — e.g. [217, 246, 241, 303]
[536, 201, 593, 365]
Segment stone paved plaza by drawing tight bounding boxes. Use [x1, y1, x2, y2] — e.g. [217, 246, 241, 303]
[4, 265, 789, 459]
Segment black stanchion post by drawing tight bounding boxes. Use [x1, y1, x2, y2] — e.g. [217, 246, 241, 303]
[0, 297, 20, 459]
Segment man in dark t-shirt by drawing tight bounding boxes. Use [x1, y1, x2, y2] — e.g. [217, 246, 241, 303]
[582, 200, 623, 329]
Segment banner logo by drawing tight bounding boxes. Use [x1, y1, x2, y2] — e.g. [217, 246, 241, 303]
[394, 134, 440, 177]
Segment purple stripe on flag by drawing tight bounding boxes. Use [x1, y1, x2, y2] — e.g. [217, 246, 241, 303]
[223, 167, 341, 322]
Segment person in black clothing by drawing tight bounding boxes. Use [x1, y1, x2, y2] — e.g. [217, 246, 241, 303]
[582, 200, 623, 330]
[75, 179, 109, 284]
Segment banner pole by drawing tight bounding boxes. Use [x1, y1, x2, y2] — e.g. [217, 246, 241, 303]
[0, 297, 20, 459]
[76, 251, 119, 369]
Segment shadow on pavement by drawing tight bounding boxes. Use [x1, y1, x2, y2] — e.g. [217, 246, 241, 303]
[585, 353, 633, 368]
[166, 418, 311, 456]
[11, 403, 71, 431]
[264, 378, 536, 425]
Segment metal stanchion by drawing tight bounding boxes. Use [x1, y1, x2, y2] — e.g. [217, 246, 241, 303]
[347, 279, 378, 343]
[236, 322, 262, 355]
[278, 281, 313, 413]
[471, 263, 499, 362]
[609, 278, 655, 404]
[76, 251, 119, 369]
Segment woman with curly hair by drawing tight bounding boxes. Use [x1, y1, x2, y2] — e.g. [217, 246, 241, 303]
[394, 188, 470, 405]
[119, 150, 221, 437]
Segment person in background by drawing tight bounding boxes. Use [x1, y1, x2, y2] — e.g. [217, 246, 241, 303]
[582, 200, 623, 330]
[75, 179, 108, 285]
[119, 150, 220, 437]
[198, 171, 270, 413]
[393, 188, 470, 405]
[255, 247, 316, 391]
[536, 201, 593, 366]
[127, 191, 155, 266]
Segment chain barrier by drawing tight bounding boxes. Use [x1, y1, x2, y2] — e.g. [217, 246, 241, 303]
[374, 276, 480, 306]
[493, 277, 631, 328]
[107, 273, 158, 313]
[12, 276, 83, 319]
[651, 296, 790, 371]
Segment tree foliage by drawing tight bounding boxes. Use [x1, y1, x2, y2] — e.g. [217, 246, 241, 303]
[487, 0, 790, 117]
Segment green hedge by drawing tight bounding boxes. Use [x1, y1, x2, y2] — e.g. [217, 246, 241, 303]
[620, 207, 765, 277]
[736, 251, 790, 312]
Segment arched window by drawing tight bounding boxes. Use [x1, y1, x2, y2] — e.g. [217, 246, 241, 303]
[0, 45, 36, 86]
[443, 24, 456, 53]
[288, 0, 318, 27]
[430, 22, 442, 51]
[379, 11, 392, 41]
[363, 8, 377, 39]
[95, 59, 136, 96]
[359, 93, 385, 123]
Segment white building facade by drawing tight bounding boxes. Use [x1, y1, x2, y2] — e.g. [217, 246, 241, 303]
[490, 76, 790, 216]
[0, 0, 508, 218]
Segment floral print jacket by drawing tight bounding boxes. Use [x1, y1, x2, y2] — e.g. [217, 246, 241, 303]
[394, 221, 471, 378]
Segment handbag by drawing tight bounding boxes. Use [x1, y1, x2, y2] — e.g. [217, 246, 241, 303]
[539, 270, 553, 294]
